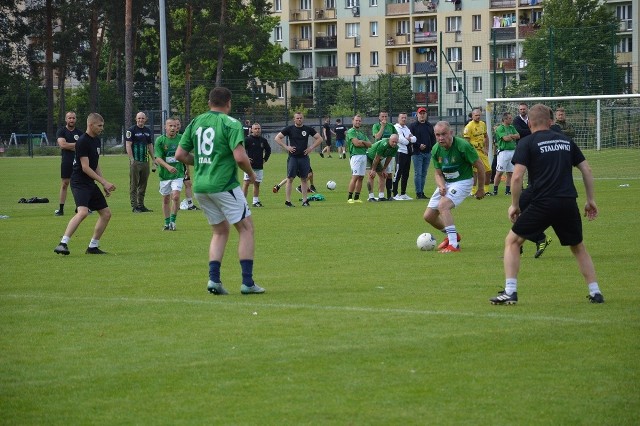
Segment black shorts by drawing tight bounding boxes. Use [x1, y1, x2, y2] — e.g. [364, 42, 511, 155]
[71, 182, 108, 211]
[512, 197, 582, 246]
[61, 158, 74, 179]
[287, 156, 311, 179]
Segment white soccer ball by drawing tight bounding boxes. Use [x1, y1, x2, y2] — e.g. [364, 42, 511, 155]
[179, 199, 189, 210]
[326, 180, 337, 190]
[417, 232, 437, 251]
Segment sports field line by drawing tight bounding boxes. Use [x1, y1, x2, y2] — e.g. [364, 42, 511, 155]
[1, 294, 613, 325]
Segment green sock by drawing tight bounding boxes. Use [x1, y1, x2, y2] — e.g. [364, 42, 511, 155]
[165, 217, 170, 225]
[170, 214, 176, 223]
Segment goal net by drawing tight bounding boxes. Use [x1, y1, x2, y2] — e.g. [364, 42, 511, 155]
[486, 94, 640, 180]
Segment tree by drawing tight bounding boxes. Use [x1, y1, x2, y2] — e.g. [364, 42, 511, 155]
[518, 0, 620, 96]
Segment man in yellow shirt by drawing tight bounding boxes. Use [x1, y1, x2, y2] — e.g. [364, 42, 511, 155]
[463, 108, 491, 196]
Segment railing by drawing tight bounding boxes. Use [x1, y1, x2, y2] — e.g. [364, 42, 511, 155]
[386, 34, 410, 46]
[290, 9, 312, 21]
[317, 66, 338, 78]
[315, 36, 337, 49]
[490, 58, 517, 71]
[518, 24, 540, 38]
[414, 92, 438, 104]
[414, 2, 438, 13]
[491, 27, 516, 40]
[387, 64, 410, 75]
[414, 61, 437, 74]
[386, 2, 409, 15]
[298, 68, 314, 79]
[314, 8, 337, 19]
[290, 38, 312, 50]
[520, 0, 541, 6]
[490, 0, 515, 7]
[414, 32, 437, 43]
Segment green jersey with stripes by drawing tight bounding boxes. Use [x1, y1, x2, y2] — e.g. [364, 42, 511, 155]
[346, 127, 370, 156]
[431, 136, 478, 182]
[179, 111, 244, 193]
[155, 133, 185, 180]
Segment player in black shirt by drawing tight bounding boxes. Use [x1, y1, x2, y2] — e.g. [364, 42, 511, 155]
[54, 113, 116, 255]
[490, 104, 604, 305]
[242, 123, 271, 207]
[334, 119, 347, 159]
[55, 111, 83, 216]
[274, 112, 323, 207]
[320, 116, 334, 158]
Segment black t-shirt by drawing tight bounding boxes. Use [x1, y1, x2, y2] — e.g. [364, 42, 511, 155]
[280, 125, 317, 157]
[71, 133, 101, 186]
[56, 126, 83, 162]
[244, 135, 271, 170]
[512, 129, 585, 200]
[323, 123, 331, 143]
[335, 124, 347, 140]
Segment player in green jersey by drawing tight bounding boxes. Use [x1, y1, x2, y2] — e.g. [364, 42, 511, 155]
[175, 87, 264, 295]
[155, 118, 185, 231]
[366, 134, 399, 201]
[346, 114, 372, 203]
[492, 112, 520, 196]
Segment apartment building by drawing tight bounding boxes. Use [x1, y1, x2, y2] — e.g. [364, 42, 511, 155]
[271, 0, 638, 116]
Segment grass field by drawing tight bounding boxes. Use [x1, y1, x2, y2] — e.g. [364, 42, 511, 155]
[1, 150, 639, 425]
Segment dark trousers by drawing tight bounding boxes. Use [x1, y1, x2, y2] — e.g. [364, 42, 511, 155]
[392, 152, 412, 195]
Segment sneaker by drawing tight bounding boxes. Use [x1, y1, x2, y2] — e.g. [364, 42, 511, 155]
[319, 152, 324, 158]
[241, 283, 265, 294]
[354, 199, 363, 203]
[439, 244, 460, 253]
[132, 207, 143, 213]
[169, 222, 176, 231]
[301, 200, 310, 207]
[347, 199, 355, 204]
[54, 209, 64, 216]
[187, 205, 200, 210]
[484, 192, 494, 196]
[490, 290, 518, 305]
[252, 201, 264, 207]
[163, 224, 171, 231]
[534, 236, 552, 258]
[310, 185, 317, 193]
[399, 194, 413, 201]
[438, 233, 462, 250]
[285, 201, 295, 207]
[138, 206, 153, 212]
[587, 293, 605, 303]
[328, 155, 332, 158]
[54, 243, 70, 255]
[296, 185, 302, 193]
[505, 191, 511, 195]
[85, 247, 107, 254]
[367, 197, 378, 202]
[386, 196, 395, 201]
[272, 184, 281, 193]
[393, 194, 403, 201]
[493, 191, 498, 196]
[207, 280, 229, 295]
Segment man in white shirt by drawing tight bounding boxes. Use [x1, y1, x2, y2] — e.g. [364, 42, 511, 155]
[392, 113, 416, 200]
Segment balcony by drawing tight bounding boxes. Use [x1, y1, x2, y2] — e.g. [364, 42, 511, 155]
[314, 8, 337, 20]
[386, 34, 410, 46]
[490, 0, 515, 7]
[386, 2, 409, 15]
[414, 2, 438, 13]
[519, 0, 541, 6]
[414, 61, 437, 74]
[415, 92, 438, 104]
[492, 26, 516, 41]
[387, 64, 410, 75]
[316, 66, 338, 78]
[414, 32, 437, 44]
[290, 38, 312, 50]
[519, 24, 540, 38]
[290, 9, 312, 21]
[315, 35, 337, 49]
[298, 68, 313, 79]
[490, 58, 517, 71]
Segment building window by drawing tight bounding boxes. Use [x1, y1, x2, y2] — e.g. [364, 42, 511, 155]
[300, 25, 311, 40]
[446, 16, 462, 32]
[328, 24, 337, 37]
[398, 50, 409, 65]
[472, 46, 482, 62]
[346, 0, 358, 8]
[472, 15, 481, 31]
[274, 26, 282, 41]
[447, 108, 463, 117]
[495, 44, 516, 59]
[300, 0, 311, 10]
[274, 0, 282, 12]
[473, 77, 482, 92]
[347, 52, 360, 68]
[370, 0, 378, 6]
[301, 83, 313, 96]
[446, 47, 462, 62]
[346, 23, 360, 38]
[327, 53, 337, 67]
[532, 10, 542, 23]
[421, 17, 437, 33]
[300, 54, 313, 69]
[370, 21, 378, 37]
[616, 37, 633, 53]
[446, 78, 460, 93]
[397, 20, 410, 35]
[277, 84, 285, 99]
[370, 51, 379, 67]
[616, 4, 632, 20]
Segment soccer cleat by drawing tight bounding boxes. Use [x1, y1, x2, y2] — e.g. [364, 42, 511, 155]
[241, 283, 265, 294]
[354, 199, 363, 203]
[310, 185, 317, 193]
[54, 209, 64, 216]
[187, 205, 200, 210]
[169, 222, 176, 231]
[534, 236, 552, 258]
[54, 243, 70, 255]
[378, 197, 387, 201]
[587, 293, 605, 303]
[207, 280, 229, 295]
[252, 201, 264, 207]
[367, 197, 378, 202]
[301, 200, 310, 207]
[438, 233, 462, 250]
[505, 191, 511, 195]
[347, 199, 355, 204]
[163, 224, 171, 231]
[85, 247, 107, 254]
[319, 152, 324, 158]
[490, 290, 518, 305]
[439, 244, 460, 253]
[285, 201, 295, 207]
[484, 192, 494, 196]
[138, 206, 153, 212]
[132, 207, 143, 213]
[272, 184, 281, 193]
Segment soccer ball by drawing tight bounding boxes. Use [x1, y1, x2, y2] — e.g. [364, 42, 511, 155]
[416, 232, 437, 251]
[326, 180, 337, 190]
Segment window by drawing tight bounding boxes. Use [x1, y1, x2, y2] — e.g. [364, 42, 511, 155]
[276, 84, 285, 99]
[446, 16, 461, 32]
[447, 108, 463, 117]
[616, 37, 632, 53]
[370, 0, 378, 5]
[397, 20, 410, 35]
[301, 83, 313, 96]
[370, 51, 379, 67]
[423, 17, 437, 33]
[274, 26, 283, 41]
[327, 24, 337, 37]
[346, 23, 360, 38]
[326, 0, 335, 7]
[446, 78, 460, 93]
[300, 54, 312, 68]
[472, 15, 481, 31]
[495, 44, 516, 59]
[347, 52, 360, 68]
[327, 53, 337, 67]
[446, 47, 462, 62]
[532, 10, 542, 23]
[398, 50, 409, 65]
[300, 0, 311, 10]
[616, 4, 632, 20]
[346, 0, 358, 7]
[473, 77, 482, 92]
[472, 46, 482, 62]
[274, 0, 281, 12]
[300, 25, 311, 40]
[370, 21, 378, 37]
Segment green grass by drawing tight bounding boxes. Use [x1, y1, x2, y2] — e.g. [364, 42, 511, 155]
[1, 151, 639, 425]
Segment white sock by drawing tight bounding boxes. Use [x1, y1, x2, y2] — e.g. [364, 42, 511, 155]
[253, 197, 259, 204]
[588, 282, 601, 296]
[444, 225, 458, 247]
[378, 192, 385, 199]
[89, 239, 99, 248]
[368, 193, 375, 199]
[61, 235, 70, 244]
[505, 279, 517, 295]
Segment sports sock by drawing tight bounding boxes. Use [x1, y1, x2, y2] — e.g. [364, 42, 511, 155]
[368, 192, 375, 199]
[444, 225, 458, 247]
[59, 203, 64, 213]
[253, 197, 259, 204]
[505, 279, 517, 295]
[505, 185, 511, 193]
[61, 235, 70, 244]
[354, 192, 360, 200]
[240, 259, 254, 286]
[472, 185, 477, 194]
[378, 192, 385, 199]
[588, 282, 601, 296]
[89, 238, 99, 248]
[165, 217, 170, 225]
[493, 185, 498, 194]
[170, 214, 176, 223]
[209, 260, 221, 283]
[348, 192, 353, 200]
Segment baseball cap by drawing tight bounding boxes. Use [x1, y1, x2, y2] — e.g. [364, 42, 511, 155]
[417, 107, 427, 113]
